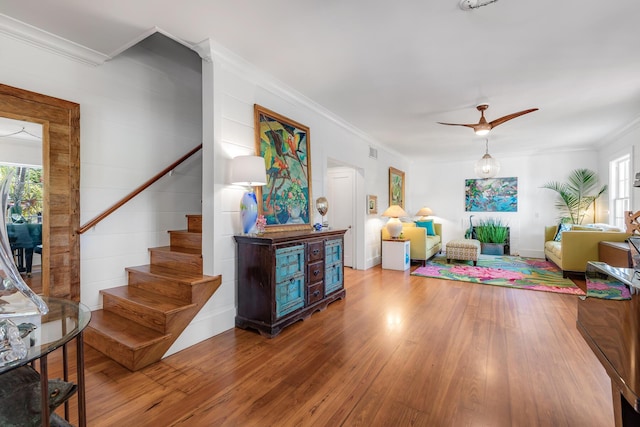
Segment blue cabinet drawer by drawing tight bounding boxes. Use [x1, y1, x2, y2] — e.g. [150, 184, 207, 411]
[325, 263, 343, 295]
[325, 239, 343, 295]
[276, 276, 305, 317]
[275, 245, 305, 283]
[325, 239, 342, 264]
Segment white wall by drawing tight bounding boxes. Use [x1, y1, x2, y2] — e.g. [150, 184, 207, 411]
[0, 136, 41, 166]
[174, 39, 411, 350]
[597, 121, 640, 214]
[1, 33, 203, 328]
[409, 149, 599, 258]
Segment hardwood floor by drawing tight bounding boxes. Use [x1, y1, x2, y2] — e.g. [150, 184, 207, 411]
[52, 265, 613, 426]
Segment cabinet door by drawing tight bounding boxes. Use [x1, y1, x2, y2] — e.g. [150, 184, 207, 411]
[275, 245, 305, 317]
[325, 239, 344, 295]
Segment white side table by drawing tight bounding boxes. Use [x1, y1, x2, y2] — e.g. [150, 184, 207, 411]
[382, 238, 410, 271]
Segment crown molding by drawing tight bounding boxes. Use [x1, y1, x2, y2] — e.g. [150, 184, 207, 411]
[596, 114, 640, 149]
[0, 13, 110, 66]
[194, 38, 401, 157]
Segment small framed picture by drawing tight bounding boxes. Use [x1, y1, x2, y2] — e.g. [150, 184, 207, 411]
[367, 195, 378, 214]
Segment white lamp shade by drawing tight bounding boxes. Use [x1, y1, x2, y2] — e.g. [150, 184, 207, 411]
[415, 207, 433, 218]
[230, 155, 267, 186]
[382, 205, 408, 218]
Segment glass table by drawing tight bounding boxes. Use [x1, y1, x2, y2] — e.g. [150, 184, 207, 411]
[585, 261, 640, 294]
[0, 297, 91, 427]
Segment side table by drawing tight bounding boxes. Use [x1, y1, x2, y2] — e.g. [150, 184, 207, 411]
[382, 238, 410, 271]
[0, 297, 91, 427]
[599, 241, 632, 268]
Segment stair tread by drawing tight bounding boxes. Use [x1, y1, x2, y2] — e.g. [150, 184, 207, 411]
[126, 264, 216, 284]
[88, 310, 171, 349]
[150, 246, 202, 255]
[167, 229, 200, 235]
[101, 286, 195, 313]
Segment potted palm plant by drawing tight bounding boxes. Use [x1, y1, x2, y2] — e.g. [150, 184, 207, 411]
[541, 168, 607, 224]
[473, 217, 509, 255]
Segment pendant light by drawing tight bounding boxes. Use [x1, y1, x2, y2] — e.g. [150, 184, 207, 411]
[474, 139, 500, 178]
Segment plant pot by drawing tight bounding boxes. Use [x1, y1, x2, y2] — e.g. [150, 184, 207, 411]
[481, 243, 505, 256]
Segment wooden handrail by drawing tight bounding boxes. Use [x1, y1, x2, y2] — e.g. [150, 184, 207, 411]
[78, 144, 203, 234]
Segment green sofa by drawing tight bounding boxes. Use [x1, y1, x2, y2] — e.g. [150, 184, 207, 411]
[382, 222, 442, 266]
[544, 224, 629, 276]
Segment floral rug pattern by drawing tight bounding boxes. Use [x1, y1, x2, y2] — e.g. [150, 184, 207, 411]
[412, 255, 624, 298]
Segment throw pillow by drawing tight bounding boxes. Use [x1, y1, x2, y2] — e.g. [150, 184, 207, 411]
[554, 223, 572, 241]
[416, 220, 436, 236]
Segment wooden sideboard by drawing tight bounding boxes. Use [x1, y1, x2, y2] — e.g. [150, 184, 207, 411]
[234, 229, 346, 337]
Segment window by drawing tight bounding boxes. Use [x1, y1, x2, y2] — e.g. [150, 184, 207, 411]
[609, 154, 631, 230]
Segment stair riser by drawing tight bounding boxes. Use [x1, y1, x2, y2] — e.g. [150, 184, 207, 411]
[84, 327, 137, 371]
[187, 215, 202, 233]
[102, 293, 170, 334]
[85, 327, 171, 371]
[127, 270, 193, 302]
[150, 250, 202, 275]
[169, 232, 201, 250]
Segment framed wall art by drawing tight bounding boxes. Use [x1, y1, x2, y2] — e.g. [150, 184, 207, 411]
[254, 104, 312, 231]
[389, 167, 405, 208]
[465, 177, 518, 212]
[367, 195, 378, 214]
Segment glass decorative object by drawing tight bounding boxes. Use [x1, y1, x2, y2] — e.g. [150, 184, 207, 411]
[0, 170, 48, 318]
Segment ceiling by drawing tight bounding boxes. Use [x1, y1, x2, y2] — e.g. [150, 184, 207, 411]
[1, 0, 639, 160]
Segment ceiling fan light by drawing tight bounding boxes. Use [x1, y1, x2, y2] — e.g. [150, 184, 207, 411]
[475, 128, 490, 136]
[475, 154, 500, 178]
[475, 139, 500, 178]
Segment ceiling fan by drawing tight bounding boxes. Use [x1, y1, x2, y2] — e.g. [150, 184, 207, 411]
[437, 103, 538, 136]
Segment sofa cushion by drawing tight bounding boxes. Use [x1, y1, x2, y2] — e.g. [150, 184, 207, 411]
[545, 241, 562, 258]
[554, 223, 572, 241]
[425, 235, 441, 250]
[416, 220, 435, 236]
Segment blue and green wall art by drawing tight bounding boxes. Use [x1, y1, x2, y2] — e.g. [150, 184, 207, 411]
[465, 177, 518, 212]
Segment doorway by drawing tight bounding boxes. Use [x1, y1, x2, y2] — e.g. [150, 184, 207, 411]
[327, 164, 359, 268]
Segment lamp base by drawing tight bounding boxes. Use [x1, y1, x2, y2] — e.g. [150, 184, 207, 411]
[386, 218, 403, 239]
[240, 190, 259, 234]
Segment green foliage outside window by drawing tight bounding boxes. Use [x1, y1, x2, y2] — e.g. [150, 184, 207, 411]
[0, 165, 43, 223]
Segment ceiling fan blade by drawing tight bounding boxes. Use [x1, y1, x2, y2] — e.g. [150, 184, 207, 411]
[488, 108, 538, 128]
[437, 122, 478, 129]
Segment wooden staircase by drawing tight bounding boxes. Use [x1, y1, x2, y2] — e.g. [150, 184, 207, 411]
[84, 215, 222, 371]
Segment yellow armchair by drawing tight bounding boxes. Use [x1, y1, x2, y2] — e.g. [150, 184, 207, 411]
[544, 225, 630, 276]
[382, 222, 442, 265]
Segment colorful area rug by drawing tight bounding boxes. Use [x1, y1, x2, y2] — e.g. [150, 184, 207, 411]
[411, 255, 631, 300]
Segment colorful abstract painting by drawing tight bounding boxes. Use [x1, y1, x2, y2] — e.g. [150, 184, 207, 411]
[465, 177, 518, 212]
[389, 167, 405, 208]
[254, 104, 312, 231]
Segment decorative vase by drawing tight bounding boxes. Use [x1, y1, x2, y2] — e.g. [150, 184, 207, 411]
[240, 191, 258, 234]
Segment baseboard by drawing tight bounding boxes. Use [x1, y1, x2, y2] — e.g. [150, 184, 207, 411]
[163, 305, 236, 358]
[365, 255, 381, 269]
[519, 249, 545, 259]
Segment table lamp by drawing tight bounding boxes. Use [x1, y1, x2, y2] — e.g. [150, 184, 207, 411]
[415, 207, 433, 221]
[230, 155, 267, 234]
[382, 205, 408, 238]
